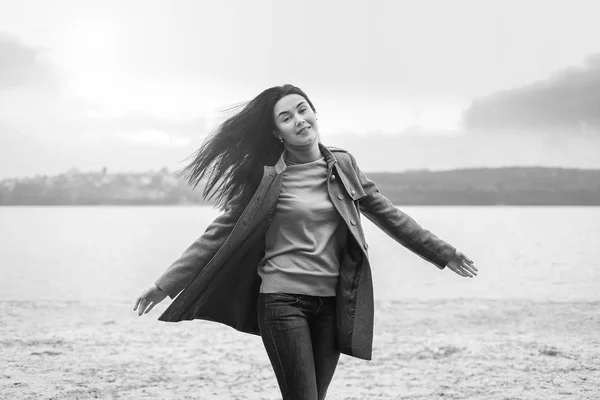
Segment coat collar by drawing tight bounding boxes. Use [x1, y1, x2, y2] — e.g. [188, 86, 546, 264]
[273, 142, 337, 175]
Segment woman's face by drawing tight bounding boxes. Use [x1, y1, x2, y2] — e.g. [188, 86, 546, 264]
[273, 94, 319, 148]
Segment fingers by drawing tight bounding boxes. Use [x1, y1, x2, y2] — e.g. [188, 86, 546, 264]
[145, 302, 157, 314]
[137, 298, 155, 316]
[461, 260, 478, 276]
[450, 263, 476, 278]
[454, 250, 478, 277]
[452, 267, 469, 278]
[133, 296, 142, 312]
[137, 299, 147, 316]
[460, 265, 475, 278]
[134, 285, 165, 316]
[464, 258, 478, 271]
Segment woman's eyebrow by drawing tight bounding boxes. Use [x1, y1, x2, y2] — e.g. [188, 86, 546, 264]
[277, 102, 307, 118]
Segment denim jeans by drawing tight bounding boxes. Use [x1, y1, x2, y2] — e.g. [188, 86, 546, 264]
[257, 293, 340, 400]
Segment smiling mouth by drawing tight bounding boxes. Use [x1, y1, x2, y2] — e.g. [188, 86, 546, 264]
[297, 126, 311, 135]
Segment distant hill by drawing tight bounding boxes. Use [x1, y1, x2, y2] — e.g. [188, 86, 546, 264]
[0, 168, 209, 206]
[1, 167, 599, 206]
[367, 167, 600, 205]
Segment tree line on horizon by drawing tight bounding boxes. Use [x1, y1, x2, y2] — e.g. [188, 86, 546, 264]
[0, 166, 599, 206]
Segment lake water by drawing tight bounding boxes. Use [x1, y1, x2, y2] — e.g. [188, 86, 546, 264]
[1, 206, 599, 303]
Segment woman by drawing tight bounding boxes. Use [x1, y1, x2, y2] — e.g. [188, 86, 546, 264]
[133, 84, 477, 400]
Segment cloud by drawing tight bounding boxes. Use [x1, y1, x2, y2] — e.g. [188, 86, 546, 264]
[0, 100, 208, 178]
[0, 33, 208, 177]
[328, 131, 600, 172]
[462, 54, 600, 134]
[118, 130, 191, 147]
[0, 109, 208, 178]
[94, 111, 207, 140]
[0, 32, 62, 90]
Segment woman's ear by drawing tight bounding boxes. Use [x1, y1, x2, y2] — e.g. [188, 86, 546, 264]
[272, 130, 283, 142]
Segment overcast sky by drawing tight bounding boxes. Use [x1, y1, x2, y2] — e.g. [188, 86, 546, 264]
[1, 0, 599, 178]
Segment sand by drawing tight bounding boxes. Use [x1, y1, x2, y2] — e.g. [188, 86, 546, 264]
[1, 299, 599, 399]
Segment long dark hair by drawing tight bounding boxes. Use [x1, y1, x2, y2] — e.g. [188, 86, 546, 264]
[180, 84, 317, 211]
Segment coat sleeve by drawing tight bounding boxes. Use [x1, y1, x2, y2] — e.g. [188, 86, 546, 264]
[349, 153, 456, 269]
[154, 205, 243, 299]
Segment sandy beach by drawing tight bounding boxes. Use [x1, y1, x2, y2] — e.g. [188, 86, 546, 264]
[2, 298, 598, 399]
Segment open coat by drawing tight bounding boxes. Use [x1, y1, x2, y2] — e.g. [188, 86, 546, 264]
[155, 144, 457, 360]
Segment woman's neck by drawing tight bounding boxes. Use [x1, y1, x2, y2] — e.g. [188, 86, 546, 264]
[284, 142, 322, 164]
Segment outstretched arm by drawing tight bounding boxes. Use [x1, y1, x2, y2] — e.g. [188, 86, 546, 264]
[350, 154, 476, 276]
[154, 205, 244, 298]
[133, 205, 243, 316]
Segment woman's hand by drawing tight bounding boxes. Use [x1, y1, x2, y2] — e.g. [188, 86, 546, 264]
[446, 250, 478, 278]
[133, 284, 168, 316]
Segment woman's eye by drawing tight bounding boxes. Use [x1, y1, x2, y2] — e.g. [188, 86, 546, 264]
[299, 108, 307, 113]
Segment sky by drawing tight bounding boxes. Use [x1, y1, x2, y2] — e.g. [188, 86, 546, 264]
[1, 0, 600, 178]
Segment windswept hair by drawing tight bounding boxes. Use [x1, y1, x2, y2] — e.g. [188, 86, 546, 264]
[180, 84, 317, 211]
